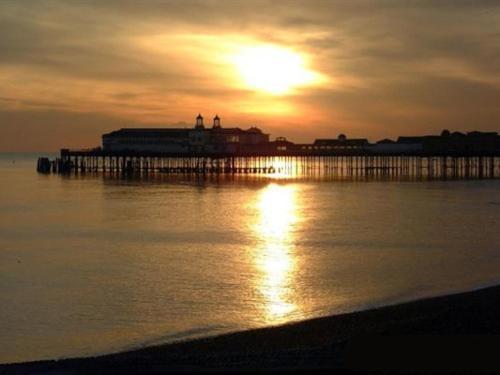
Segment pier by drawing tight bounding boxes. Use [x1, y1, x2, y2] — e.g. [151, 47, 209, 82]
[37, 149, 500, 180]
[36, 117, 500, 180]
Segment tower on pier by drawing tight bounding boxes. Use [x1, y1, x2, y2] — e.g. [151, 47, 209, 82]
[195, 113, 204, 129]
[213, 114, 221, 129]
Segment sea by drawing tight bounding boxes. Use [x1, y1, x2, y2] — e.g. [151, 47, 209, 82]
[1, 152, 500, 363]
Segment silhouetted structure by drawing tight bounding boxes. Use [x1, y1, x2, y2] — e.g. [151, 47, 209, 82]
[102, 114, 269, 154]
[312, 134, 369, 151]
[101, 116, 499, 156]
[37, 115, 500, 179]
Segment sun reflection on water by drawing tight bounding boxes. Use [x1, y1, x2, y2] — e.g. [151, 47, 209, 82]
[266, 157, 300, 180]
[254, 183, 300, 323]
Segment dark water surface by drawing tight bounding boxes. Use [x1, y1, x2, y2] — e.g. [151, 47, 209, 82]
[1, 153, 500, 363]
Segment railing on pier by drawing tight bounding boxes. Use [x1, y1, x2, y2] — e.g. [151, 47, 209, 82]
[36, 149, 500, 180]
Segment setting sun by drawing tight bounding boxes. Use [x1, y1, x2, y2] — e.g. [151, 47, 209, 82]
[232, 45, 320, 95]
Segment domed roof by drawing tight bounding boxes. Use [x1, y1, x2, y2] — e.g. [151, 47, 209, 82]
[441, 129, 450, 137]
[214, 114, 220, 120]
[196, 113, 203, 119]
[247, 126, 262, 133]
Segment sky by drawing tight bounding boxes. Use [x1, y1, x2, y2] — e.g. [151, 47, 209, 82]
[1, 0, 499, 151]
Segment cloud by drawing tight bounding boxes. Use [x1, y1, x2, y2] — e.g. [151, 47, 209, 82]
[0, 0, 499, 150]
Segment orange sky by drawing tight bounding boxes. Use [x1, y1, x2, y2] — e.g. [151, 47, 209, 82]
[1, 0, 500, 151]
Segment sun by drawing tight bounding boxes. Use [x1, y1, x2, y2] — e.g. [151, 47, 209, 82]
[232, 45, 319, 95]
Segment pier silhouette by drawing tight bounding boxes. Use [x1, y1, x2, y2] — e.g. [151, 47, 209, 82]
[37, 116, 500, 180]
[37, 152, 500, 180]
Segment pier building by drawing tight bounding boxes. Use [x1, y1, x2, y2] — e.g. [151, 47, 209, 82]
[365, 138, 423, 154]
[311, 134, 369, 151]
[102, 114, 269, 154]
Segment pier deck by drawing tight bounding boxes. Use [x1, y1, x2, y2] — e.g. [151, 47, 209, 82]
[36, 148, 500, 180]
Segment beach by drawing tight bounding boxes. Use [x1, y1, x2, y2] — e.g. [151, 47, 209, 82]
[4, 284, 500, 373]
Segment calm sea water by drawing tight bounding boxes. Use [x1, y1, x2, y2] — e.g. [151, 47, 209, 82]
[1, 153, 500, 363]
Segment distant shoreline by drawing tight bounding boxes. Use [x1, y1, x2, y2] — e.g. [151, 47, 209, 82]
[4, 284, 500, 373]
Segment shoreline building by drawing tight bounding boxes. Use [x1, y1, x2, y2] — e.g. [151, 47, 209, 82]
[102, 114, 270, 154]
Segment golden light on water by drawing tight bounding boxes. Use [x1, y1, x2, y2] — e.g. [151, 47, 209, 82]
[267, 157, 299, 179]
[232, 44, 320, 95]
[254, 183, 299, 322]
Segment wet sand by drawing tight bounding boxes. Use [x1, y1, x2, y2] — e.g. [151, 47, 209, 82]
[4, 284, 500, 373]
